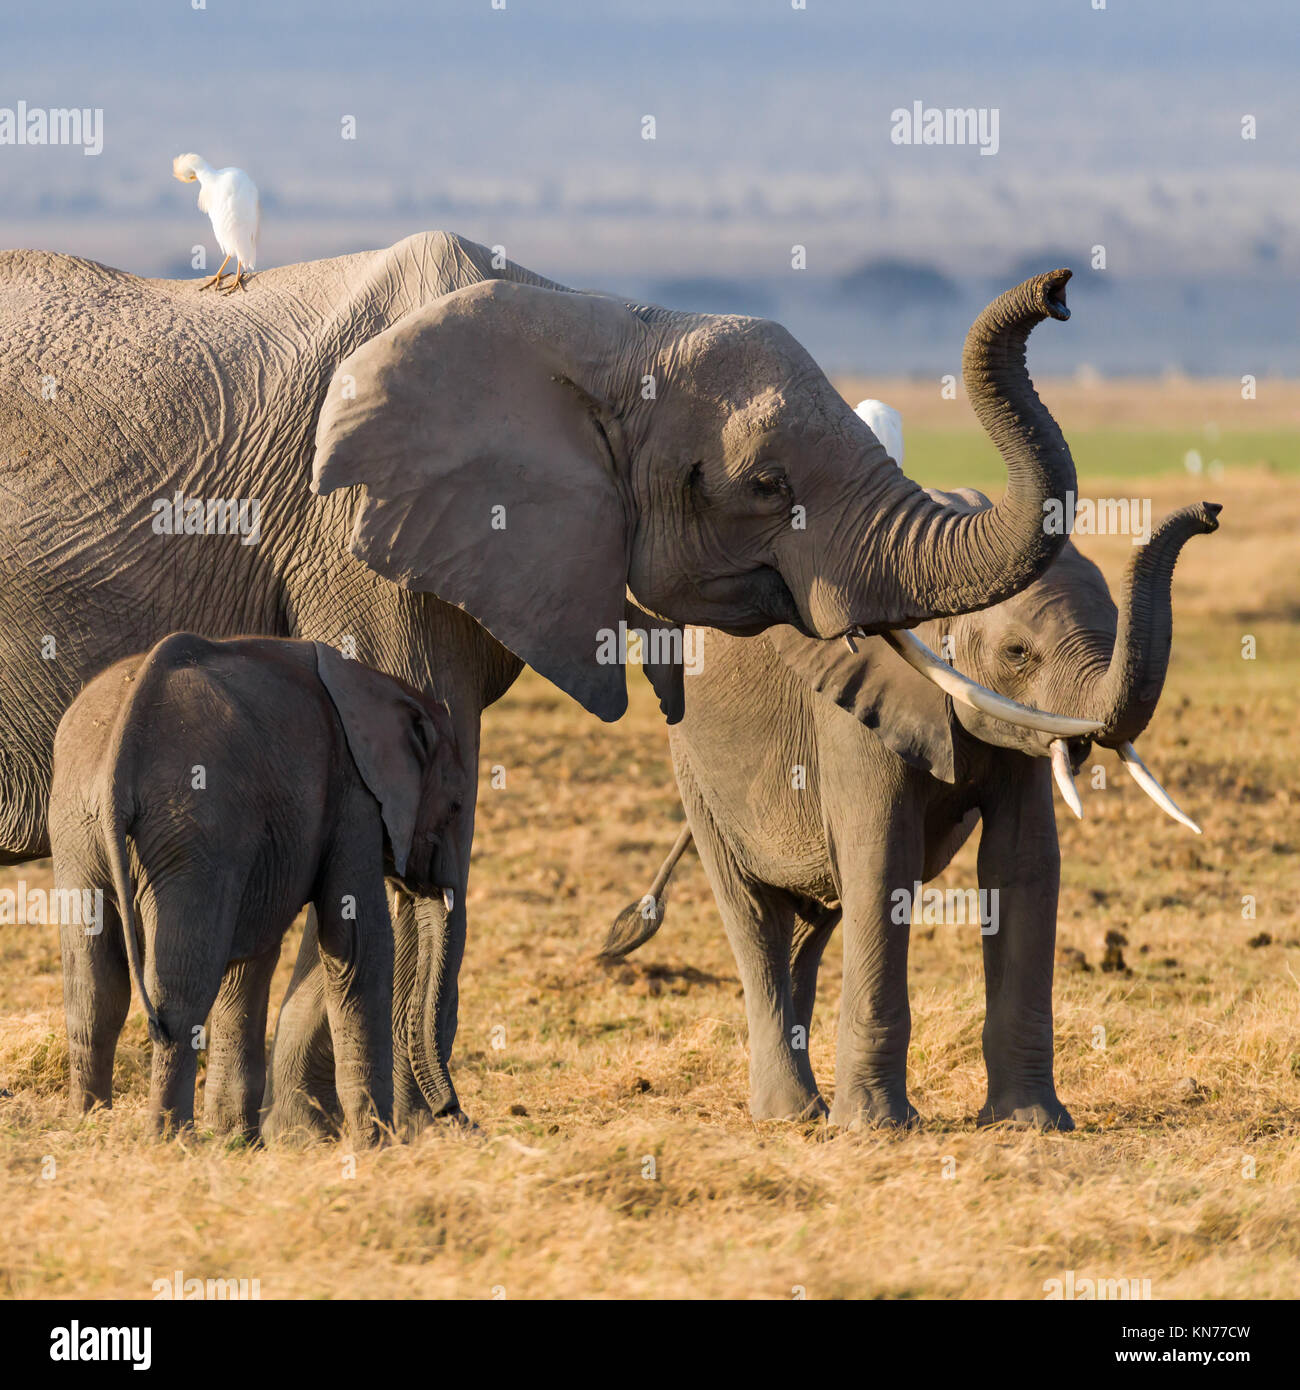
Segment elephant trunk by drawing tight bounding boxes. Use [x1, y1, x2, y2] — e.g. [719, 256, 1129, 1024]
[1085, 502, 1221, 746]
[862, 270, 1078, 626]
[407, 848, 465, 1121]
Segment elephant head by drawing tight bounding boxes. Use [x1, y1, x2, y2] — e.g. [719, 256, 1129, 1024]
[771, 491, 1220, 831]
[929, 493, 1220, 829]
[311, 269, 1094, 735]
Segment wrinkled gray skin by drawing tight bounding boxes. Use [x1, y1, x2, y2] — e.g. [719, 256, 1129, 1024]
[604, 501, 1219, 1129]
[0, 234, 1078, 1130]
[48, 633, 465, 1142]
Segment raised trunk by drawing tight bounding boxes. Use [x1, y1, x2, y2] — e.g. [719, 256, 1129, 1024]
[1082, 502, 1221, 745]
[860, 270, 1078, 628]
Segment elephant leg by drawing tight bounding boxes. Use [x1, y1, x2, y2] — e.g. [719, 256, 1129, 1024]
[59, 897, 129, 1114]
[149, 1036, 202, 1137]
[683, 776, 822, 1120]
[262, 906, 341, 1144]
[822, 756, 923, 1130]
[202, 940, 282, 1139]
[976, 761, 1073, 1131]
[315, 856, 395, 1146]
[789, 902, 839, 1039]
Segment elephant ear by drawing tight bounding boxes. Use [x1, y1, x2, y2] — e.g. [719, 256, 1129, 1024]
[313, 280, 647, 723]
[766, 626, 958, 783]
[313, 643, 440, 877]
[625, 599, 685, 724]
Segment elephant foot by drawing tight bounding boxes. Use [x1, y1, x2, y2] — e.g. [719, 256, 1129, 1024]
[978, 1093, 1074, 1132]
[152, 1110, 197, 1141]
[405, 1105, 480, 1140]
[749, 1085, 828, 1123]
[69, 1086, 112, 1116]
[261, 1094, 339, 1147]
[828, 1091, 920, 1131]
[203, 1097, 261, 1142]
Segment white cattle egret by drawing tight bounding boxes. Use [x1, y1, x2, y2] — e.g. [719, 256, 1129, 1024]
[172, 153, 260, 294]
[855, 398, 904, 466]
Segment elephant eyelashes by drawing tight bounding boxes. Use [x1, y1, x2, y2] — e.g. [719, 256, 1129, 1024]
[750, 468, 792, 503]
[1001, 641, 1032, 667]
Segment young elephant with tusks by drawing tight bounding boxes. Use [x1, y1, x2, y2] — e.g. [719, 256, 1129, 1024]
[604, 410, 1219, 1130]
[49, 633, 465, 1142]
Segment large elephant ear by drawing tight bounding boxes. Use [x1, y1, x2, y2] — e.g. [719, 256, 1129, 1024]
[766, 626, 958, 782]
[313, 280, 647, 723]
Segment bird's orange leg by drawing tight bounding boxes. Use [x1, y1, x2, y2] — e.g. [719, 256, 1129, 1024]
[221, 261, 248, 295]
[200, 254, 231, 291]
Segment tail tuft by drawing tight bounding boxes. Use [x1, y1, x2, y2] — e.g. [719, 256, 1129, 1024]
[597, 894, 667, 961]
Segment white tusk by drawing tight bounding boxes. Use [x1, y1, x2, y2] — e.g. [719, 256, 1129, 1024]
[882, 628, 1104, 737]
[843, 630, 858, 654]
[442, 886, 456, 913]
[1117, 742, 1202, 835]
[1050, 739, 1083, 819]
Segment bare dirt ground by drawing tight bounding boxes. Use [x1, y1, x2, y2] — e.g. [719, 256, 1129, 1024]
[1, 383, 1296, 1300]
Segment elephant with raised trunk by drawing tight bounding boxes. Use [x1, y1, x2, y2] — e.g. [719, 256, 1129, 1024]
[0, 236, 1088, 1131]
[604, 492, 1220, 1129]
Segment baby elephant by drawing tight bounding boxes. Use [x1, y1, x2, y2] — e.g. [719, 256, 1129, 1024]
[49, 633, 465, 1142]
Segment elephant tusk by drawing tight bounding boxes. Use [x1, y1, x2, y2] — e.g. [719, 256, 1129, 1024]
[882, 628, 1104, 737]
[1049, 739, 1083, 819]
[442, 886, 456, 913]
[843, 630, 858, 653]
[1117, 742, 1202, 835]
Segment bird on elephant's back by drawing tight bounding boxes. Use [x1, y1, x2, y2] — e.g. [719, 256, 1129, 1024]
[0, 235, 1098, 1131]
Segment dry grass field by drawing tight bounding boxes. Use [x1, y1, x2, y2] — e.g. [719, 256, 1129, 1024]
[1, 380, 1296, 1300]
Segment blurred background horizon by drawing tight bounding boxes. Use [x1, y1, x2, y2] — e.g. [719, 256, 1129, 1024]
[1, 0, 1297, 375]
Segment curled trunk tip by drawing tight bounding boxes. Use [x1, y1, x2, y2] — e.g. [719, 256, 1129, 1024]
[1092, 500, 1222, 746]
[1035, 268, 1072, 321]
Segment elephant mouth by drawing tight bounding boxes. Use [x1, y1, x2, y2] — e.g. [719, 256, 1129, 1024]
[697, 566, 806, 636]
[1064, 736, 1092, 774]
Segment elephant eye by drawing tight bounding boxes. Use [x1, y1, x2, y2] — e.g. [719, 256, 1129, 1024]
[1002, 640, 1031, 665]
[750, 467, 791, 501]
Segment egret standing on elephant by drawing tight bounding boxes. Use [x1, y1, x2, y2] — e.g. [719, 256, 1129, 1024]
[172, 152, 260, 293]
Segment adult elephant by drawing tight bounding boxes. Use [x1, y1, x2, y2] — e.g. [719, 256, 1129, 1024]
[602, 498, 1220, 1129]
[0, 236, 1090, 1133]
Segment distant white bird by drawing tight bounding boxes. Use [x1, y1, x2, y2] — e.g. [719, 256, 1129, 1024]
[855, 398, 904, 466]
[172, 153, 260, 294]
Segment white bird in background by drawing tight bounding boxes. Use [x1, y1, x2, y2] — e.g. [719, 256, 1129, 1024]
[855, 398, 904, 465]
[838, 399, 905, 659]
[172, 153, 260, 294]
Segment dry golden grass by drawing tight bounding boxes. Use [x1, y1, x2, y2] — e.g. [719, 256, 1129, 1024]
[1, 393, 1296, 1299]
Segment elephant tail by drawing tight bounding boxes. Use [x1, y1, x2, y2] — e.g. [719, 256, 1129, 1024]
[100, 786, 168, 1046]
[597, 823, 693, 960]
[96, 636, 208, 1049]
